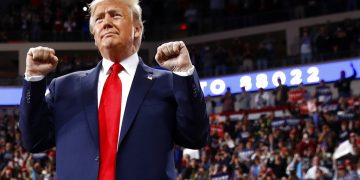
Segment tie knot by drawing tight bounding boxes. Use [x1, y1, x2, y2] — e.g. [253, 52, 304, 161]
[111, 63, 123, 74]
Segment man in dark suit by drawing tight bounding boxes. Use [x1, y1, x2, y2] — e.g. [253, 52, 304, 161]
[19, 0, 209, 179]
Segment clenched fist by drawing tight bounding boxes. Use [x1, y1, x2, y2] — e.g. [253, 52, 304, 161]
[155, 41, 193, 72]
[25, 46, 59, 76]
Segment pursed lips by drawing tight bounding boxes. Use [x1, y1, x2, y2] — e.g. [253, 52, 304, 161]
[101, 32, 118, 38]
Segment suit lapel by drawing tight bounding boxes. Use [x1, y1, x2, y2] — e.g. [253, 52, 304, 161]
[81, 62, 102, 150]
[118, 60, 154, 146]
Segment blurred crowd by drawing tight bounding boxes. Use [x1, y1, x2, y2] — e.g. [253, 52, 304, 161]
[0, 0, 359, 42]
[1, 66, 360, 179]
[300, 19, 360, 65]
[183, 16, 360, 78]
[173, 66, 360, 179]
[0, 0, 360, 85]
[43, 17, 360, 81]
[0, 107, 56, 180]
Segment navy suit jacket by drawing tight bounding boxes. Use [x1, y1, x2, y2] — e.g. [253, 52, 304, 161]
[19, 59, 209, 180]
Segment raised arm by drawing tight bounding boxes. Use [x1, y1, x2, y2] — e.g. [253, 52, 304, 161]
[19, 47, 58, 153]
[349, 63, 357, 79]
[155, 41, 209, 149]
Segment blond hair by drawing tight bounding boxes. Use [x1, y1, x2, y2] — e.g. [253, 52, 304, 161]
[88, 0, 144, 50]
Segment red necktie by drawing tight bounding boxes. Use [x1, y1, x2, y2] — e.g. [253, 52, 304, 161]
[98, 63, 123, 180]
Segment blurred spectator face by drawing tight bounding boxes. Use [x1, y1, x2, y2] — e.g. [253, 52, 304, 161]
[350, 133, 356, 143]
[226, 87, 231, 93]
[312, 156, 320, 166]
[15, 132, 21, 140]
[354, 120, 360, 130]
[241, 87, 246, 93]
[302, 133, 309, 143]
[304, 148, 311, 157]
[246, 141, 252, 149]
[237, 142, 244, 150]
[345, 159, 352, 170]
[34, 162, 43, 173]
[5, 142, 12, 151]
[4, 168, 12, 178]
[221, 165, 228, 173]
[234, 168, 241, 177]
[289, 129, 296, 138]
[322, 124, 330, 133]
[190, 159, 196, 168]
[259, 88, 264, 93]
[277, 78, 282, 85]
[320, 142, 328, 152]
[14, 150, 20, 158]
[341, 71, 345, 79]
[197, 167, 204, 175]
[7, 160, 14, 169]
[337, 163, 346, 176]
[298, 83, 305, 90]
[201, 153, 208, 162]
[22, 169, 30, 179]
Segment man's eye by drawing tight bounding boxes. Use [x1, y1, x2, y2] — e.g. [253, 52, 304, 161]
[95, 17, 103, 23]
[114, 14, 122, 18]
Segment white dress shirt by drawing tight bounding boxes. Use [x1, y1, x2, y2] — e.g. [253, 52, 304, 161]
[25, 52, 195, 148]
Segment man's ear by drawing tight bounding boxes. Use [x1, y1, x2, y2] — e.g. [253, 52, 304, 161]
[134, 23, 142, 39]
[93, 34, 98, 48]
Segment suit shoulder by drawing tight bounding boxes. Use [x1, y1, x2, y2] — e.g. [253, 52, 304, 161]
[57, 70, 88, 80]
[146, 66, 172, 78]
[51, 69, 94, 84]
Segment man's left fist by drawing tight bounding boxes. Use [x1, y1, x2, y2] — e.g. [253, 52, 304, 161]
[155, 41, 193, 72]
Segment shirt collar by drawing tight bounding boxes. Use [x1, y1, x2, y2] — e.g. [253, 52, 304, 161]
[101, 53, 139, 77]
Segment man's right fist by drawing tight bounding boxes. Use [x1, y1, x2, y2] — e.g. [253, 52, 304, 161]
[25, 46, 59, 76]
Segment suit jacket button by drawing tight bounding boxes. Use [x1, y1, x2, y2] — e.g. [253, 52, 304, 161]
[95, 155, 99, 161]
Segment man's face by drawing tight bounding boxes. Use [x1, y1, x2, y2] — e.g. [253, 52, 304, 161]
[92, 0, 141, 57]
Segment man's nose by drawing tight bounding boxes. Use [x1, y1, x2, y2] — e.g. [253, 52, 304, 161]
[102, 14, 113, 29]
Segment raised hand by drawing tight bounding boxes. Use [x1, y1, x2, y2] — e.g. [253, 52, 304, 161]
[155, 41, 193, 72]
[25, 46, 59, 76]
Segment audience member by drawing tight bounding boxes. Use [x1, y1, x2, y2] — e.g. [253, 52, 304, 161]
[254, 88, 272, 109]
[221, 87, 236, 113]
[300, 30, 313, 64]
[237, 87, 251, 111]
[315, 80, 332, 103]
[334, 63, 357, 98]
[273, 78, 289, 106]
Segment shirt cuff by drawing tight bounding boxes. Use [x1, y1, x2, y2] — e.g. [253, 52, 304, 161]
[24, 74, 45, 81]
[173, 65, 195, 77]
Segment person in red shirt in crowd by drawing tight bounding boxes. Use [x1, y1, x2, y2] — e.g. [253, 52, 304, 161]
[296, 133, 316, 156]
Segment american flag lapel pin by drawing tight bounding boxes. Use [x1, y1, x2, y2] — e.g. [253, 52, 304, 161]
[147, 75, 153, 80]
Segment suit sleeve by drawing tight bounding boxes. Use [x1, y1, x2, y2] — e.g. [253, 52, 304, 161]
[19, 78, 55, 153]
[172, 70, 209, 149]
